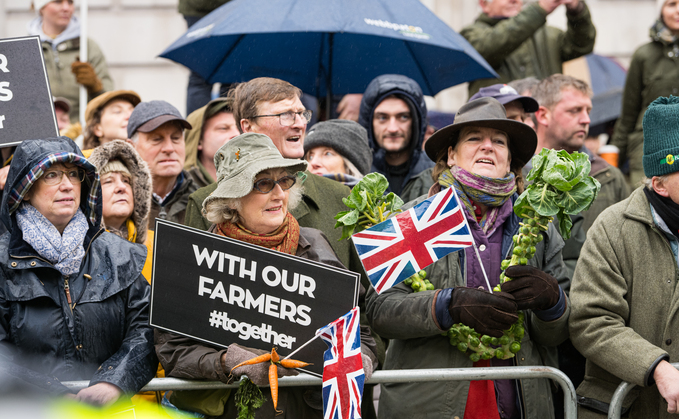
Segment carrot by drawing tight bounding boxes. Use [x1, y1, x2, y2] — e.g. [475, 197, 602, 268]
[271, 347, 280, 364]
[269, 363, 281, 414]
[278, 359, 312, 369]
[230, 353, 272, 374]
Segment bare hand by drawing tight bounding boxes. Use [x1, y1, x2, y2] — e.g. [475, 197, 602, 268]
[654, 360, 679, 413]
[563, 0, 581, 12]
[74, 382, 122, 406]
[0, 166, 9, 190]
[336, 94, 363, 122]
[538, 0, 576, 15]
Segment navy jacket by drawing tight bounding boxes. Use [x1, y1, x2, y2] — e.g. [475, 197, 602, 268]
[0, 138, 156, 395]
[358, 74, 434, 196]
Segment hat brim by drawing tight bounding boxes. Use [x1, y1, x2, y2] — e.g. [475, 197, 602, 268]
[425, 118, 537, 171]
[204, 158, 308, 208]
[137, 115, 193, 133]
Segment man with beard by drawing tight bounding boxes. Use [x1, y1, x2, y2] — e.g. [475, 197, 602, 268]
[358, 75, 434, 202]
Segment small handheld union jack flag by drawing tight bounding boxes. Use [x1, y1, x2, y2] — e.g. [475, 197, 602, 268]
[319, 306, 364, 419]
[353, 187, 473, 294]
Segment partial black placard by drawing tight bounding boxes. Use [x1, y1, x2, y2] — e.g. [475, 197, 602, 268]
[0, 36, 58, 146]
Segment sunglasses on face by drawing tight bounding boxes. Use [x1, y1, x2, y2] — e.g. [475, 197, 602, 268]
[252, 175, 297, 193]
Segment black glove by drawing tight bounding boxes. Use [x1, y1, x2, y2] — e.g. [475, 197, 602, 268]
[448, 287, 518, 337]
[501, 265, 561, 311]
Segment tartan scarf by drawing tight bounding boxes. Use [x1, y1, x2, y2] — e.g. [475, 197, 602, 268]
[438, 166, 516, 234]
[216, 212, 300, 255]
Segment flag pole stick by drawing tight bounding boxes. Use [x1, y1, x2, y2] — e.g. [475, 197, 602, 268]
[452, 191, 494, 294]
[283, 330, 323, 360]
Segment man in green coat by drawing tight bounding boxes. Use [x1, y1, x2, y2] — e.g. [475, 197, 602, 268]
[569, 96, 679, 418]
[461, 0, 596, 96]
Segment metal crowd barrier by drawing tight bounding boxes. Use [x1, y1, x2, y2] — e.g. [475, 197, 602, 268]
[63, 366, 577, 419]
[608, 362, 679, 419]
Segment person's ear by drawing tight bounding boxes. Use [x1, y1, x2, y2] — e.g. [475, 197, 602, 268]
[92, 123, 103, 138]
[652, 176, 671, 198]
[535, 106, 551, 127]
[241, 119, 253, 132]
[446, 145, 456, 168]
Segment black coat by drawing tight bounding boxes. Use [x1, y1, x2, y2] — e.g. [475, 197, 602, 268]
[0, 137, 157, 395]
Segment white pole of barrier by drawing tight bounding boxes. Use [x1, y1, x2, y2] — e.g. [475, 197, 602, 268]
[78, 0, 88, 127]
[62, 366, 577, 419]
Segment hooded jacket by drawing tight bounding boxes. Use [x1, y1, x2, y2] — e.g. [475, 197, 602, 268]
[358, 74, 434, 199]
[183, 99, 233, 189]
[0, 137, 156, 395]
[87, 140, 152, 244]
[610, 19, 679, 187]
[27, 16, 113, 123]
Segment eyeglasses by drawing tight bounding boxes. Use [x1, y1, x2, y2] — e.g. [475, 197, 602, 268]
[252, 110, 312, 127]
[253, 175, 297, 193]
[42, 169, 85, 186]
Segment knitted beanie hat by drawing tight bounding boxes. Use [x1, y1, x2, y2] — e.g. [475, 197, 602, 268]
[100, 159, 132, 178]
[642, 96, 679, 177]
[305, 119, 372, 175]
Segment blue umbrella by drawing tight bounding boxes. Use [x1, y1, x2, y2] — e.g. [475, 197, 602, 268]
[160, 0, 497, 102]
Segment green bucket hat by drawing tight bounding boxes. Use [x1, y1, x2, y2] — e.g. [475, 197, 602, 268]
[642, 95, 679, 177]
[203, 133, 308, 210]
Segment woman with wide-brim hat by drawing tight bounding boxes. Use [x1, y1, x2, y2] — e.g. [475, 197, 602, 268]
[155, 133, 378, 418]
[365, 97, 571, 419]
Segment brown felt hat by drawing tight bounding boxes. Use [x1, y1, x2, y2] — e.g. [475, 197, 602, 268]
[424, 97, 537, 171]
[85, 90, 141, 123]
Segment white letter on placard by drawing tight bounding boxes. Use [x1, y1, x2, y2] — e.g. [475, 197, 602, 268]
[0, 54, 8, 73]
[193, 245, 219, 269]
[0, 115, 4, 129]
[0, 82, 12, 101]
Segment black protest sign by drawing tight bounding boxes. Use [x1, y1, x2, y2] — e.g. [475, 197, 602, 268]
[150, 220, 360, 376]
[0, 36, 58, 146]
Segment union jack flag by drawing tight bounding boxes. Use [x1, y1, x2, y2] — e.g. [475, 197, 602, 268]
[319, 307, 364, 419]
[353, 187, 473, 294]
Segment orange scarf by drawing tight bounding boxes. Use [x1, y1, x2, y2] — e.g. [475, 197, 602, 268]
[216, 212, 300, 255]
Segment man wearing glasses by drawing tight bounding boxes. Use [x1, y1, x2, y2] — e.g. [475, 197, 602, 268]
[184, 77, 357, 272]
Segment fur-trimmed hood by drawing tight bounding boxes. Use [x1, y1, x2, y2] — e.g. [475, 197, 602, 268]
[87, 140, 152, 243]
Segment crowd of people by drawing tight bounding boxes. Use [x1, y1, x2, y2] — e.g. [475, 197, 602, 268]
[1, 0, 679, 418]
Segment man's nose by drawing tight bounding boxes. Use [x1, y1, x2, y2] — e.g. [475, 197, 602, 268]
[580, 110, 591, 125]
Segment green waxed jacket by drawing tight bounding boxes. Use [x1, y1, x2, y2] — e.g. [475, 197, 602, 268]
[178, 0, 231, 17]
[610, 26, 679, 188]
[365, 196, 570, 419]
[461, 2, 596, 95]
[569, 187, 679, 418]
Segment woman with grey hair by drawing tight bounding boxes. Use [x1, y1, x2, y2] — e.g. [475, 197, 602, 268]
[155, 132, 377, 418]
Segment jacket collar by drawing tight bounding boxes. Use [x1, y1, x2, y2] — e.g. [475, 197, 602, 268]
[623, 187, 655, 227]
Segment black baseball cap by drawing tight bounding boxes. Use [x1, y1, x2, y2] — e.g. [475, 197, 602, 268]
[127, 100, 192, 138]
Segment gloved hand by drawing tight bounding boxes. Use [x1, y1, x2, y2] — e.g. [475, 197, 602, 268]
[448, 287, 518, 337]
[502, 265, 561, 311]
[221, 344, 298, 386]
[71, 61, 103, 93]
[362, 353, 374, 382]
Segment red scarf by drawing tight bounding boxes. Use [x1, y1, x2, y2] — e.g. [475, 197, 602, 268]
[216, 212, 300, 255]
[464, 359, 500, 419]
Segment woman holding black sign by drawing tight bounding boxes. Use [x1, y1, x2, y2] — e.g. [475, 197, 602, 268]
[0, 137, 156, 404]
[155, 132, 378, 418]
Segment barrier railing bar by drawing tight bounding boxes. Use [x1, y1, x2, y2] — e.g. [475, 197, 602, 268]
[608, 362, 679, 419]
[63, 366, 576, 419]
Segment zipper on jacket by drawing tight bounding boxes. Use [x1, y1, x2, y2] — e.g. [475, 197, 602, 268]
[64, 277, 73, 312]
